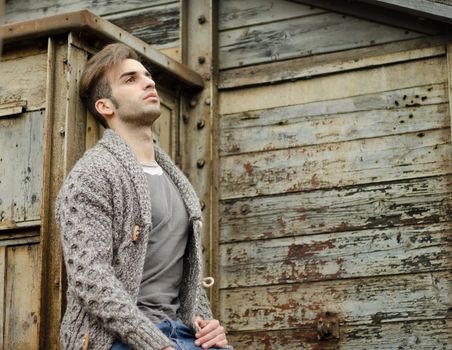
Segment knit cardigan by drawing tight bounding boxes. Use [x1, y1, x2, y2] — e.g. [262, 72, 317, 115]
[56, 129, 213, 350]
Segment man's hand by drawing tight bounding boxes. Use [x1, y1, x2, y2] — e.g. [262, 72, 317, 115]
[163, 347, 175, 350]
[194, 317, 228, 349]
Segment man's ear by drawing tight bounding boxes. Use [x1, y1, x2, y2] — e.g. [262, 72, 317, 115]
[95, 98, 115, 119]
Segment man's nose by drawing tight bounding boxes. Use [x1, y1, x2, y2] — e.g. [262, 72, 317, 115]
[143, 75, 156, 88]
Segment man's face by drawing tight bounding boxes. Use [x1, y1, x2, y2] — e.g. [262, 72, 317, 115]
[107, 58, 161, 126]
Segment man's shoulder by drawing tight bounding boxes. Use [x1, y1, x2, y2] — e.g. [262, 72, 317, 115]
[63, 143, 123, 190]
[74, 143, 119, 173]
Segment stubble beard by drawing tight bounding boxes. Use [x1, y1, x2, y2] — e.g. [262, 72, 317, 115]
[120, 110, 161, 127]
[113, 96, 161, 127]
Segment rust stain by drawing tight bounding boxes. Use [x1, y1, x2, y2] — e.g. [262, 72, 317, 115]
[261, 231, 275, 239]
[287, 240, 334, 259]
[243, 162, 254, 175]
[311, 174, 319, 189]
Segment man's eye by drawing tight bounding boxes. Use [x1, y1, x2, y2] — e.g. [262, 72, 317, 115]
[126, 77, 135, 83]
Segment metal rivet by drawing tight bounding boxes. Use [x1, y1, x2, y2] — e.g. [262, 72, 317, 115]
[200, 200, 206, 211]
[59, 128, 65, 136]
[205, 97, 211, 106]
[198, 56, 206, 64]
[182, 114, 189, 124]
[198, 15, 206, 24]
[197, 159, 206, 168]
[197, 119, 205, 129]
[240, 204, 250, 215]
[189, 99, 197, 108]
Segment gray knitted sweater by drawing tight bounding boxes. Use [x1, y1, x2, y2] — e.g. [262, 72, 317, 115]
[56, 129, 213, 350]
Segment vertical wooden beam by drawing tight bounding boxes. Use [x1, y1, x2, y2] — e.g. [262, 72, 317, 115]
[39, 34, 88, 350]
[180, 0, 220, 314]
[446, 43, 452, 141]
[0, 246, 5, 349]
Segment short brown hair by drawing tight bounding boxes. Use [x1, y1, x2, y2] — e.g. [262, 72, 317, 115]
[79, 43, 139, 126]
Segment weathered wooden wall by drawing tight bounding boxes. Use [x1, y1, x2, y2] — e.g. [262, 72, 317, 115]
[3, 1, 451, 349]
[217, 1, 451, 349]
[0, 44, 47, 349]
[4, 0, 180, 55]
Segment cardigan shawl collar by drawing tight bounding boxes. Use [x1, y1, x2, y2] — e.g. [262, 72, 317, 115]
[98, 129, 202, 226]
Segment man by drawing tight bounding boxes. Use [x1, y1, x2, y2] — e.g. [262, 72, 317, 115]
[56, 43, 230, 350]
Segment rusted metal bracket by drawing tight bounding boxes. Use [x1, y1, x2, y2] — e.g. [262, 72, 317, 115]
[316, 312, 340, 341]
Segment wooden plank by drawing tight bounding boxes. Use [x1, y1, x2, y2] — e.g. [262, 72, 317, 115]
[219, 57, 446, 115]
[219, 175, 452, 242]
[4, 244, 41, 350]
[39, 38, 67, 350]
[0, 52, 47, 111]
[85, 112, 103, 150]
[65, 36, 88, 177]
[220, 271, 451, 331]
[220, 84, 449, 155]
[152, 87, 177, 159]
[0, 236, 40, 247]
[219, 11, 423, 69]
[4, 0, 175, 23]
[0, 110, 45, 224]
[219, 37, 445, 89]
[290, 0, 442, 35]
[362, 0, 452, 24]
[0, 247, 5, 349]
[227, 319, 452, 350]
[220, 129, 451, 199]
[0, 230, 40, 244]
[106, 2, 179, 48]
[447, 43, 452, 141]
[220, 223, 452, 288]
[0, 101, 26, 117]
[219, 0, 325, 30]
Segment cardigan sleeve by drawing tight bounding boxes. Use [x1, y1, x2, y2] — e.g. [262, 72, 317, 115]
[195, 286, 214, 320]
[56, 169, 173, 350]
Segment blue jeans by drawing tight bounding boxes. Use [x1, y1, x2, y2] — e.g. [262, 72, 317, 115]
[111, 319, 228, 350]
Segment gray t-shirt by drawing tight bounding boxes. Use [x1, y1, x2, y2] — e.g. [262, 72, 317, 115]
[137, 163, 189, 323]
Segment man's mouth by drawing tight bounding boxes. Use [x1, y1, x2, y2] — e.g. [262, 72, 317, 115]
[144, 92, 159, 100]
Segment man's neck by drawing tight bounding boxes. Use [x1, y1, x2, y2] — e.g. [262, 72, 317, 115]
[112, 124, 156, 165]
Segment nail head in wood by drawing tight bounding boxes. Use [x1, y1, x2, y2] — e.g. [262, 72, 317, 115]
[198, 15, 206, 24]
[197, 159, 206, 168]
[197, 119, 205, 129]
